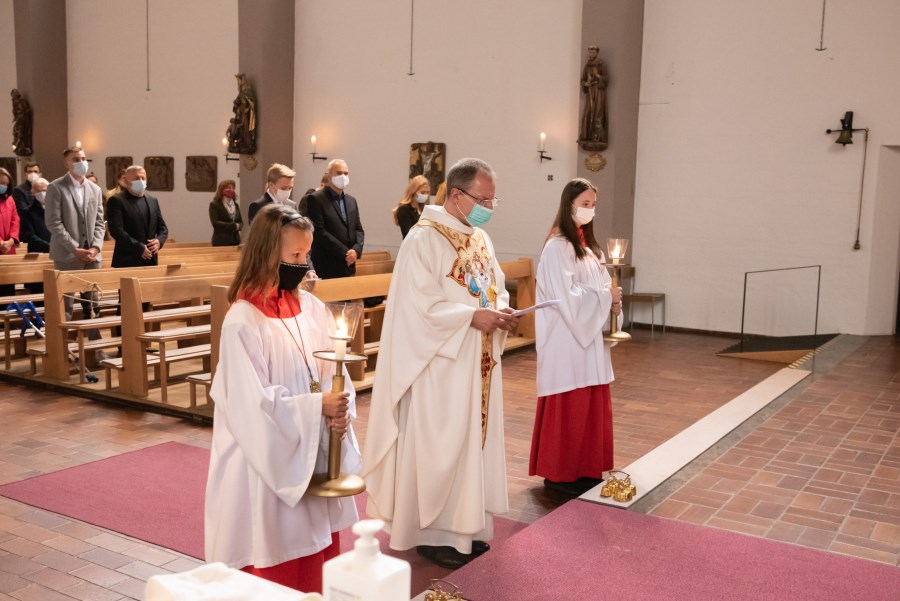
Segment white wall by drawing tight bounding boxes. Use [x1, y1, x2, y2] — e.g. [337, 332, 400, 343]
[634, 0, 900, 335]
[0, 0, 16, 162]
[293, 0, 582, 261]
[66, 0, 239, 243]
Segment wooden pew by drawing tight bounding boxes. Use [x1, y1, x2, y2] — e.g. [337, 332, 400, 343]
[0, 261, 56, 369]
[113, 274, 234, 403]
[41, 262, 237, 382]
[501, 258, 537, 350]
[186, 284, 229, 408]
[357, 250, 392, 264]
[354, 260, 394, 276]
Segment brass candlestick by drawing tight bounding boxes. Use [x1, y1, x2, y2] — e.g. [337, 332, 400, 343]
[307, 345, 367, 498]
[604, 238, 631, 343]
[306, 301, 366, 498]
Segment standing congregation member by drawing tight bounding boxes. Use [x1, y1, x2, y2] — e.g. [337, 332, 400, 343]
[304, 159, 364, 279]
[209, 179, 243, 246]
[205, 204, 359, 594]
[18, 177, 51, 254]
[0, 167, 20, 296]
[363, 158, 518, 569]
[11, 161, 41, 215]
[247, 163, 295, 223]
[107, 166, 168, 267]
[529, 178, 622, 496]
[44, 146, 106, 334]
[392, 175, 430, 239]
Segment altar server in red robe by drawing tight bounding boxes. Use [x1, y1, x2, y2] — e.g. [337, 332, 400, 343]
[529, 178, 622, 496]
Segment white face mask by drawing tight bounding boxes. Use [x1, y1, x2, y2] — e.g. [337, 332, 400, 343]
[72, 160, 90, 177]
[271, 188, 291, 203]
[26, 172, 40, 183]
[331, 174, 350, 190]
[416, 193, 429, 204]
[34, 191, 46, 204]
[573, 206, 595, 226]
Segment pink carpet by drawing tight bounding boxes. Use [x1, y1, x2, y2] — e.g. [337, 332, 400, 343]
[0, 441, 527, 595]
[448, 499, 900, 601]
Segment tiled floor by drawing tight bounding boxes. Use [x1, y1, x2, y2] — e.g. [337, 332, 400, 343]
[0, 329, 897, 600]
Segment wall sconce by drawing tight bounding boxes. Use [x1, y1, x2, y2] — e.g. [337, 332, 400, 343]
[538, 132, 552, 162]
[222, 136, 240, 163]
[310, 135, 328, 163]
[825, 111, 869, 250]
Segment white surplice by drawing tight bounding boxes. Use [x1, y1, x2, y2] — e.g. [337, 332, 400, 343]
[205, 290, 360, 569]
[536, 236, 615, 396]
[362, 205, 510, 554]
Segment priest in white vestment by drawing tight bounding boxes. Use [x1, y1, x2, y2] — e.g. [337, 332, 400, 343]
[205, 205, 360, 593]
[362, 158, 518, 570]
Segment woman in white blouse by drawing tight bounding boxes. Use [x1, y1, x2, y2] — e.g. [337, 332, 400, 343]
[529, 178, 622, 496]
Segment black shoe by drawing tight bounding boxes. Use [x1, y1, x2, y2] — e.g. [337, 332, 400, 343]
[416, 545, 477, 570]
[576, 477, 605, 491]
[544, 478, 591, 496]
[472, 540, 490, 556]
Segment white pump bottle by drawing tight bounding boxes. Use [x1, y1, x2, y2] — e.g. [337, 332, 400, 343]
[323, 519, 410, 601]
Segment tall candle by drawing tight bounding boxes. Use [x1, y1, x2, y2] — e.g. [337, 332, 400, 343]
[334, 317, 347, 361]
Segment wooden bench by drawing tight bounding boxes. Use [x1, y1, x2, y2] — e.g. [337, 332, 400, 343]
[111, 274, 234, 403]
[357, 250, 392, 264]
[0, 261, 56, 369]
[186, 284, 229, 407]
[41, 262, 237, 383]
[355, 260, 395, 276]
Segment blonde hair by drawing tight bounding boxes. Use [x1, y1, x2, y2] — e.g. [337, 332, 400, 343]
[228, 204, 313, 303]
[434, 181, 447, 206]
[392, 175, 429, 225]
[266, 163, 296, 185]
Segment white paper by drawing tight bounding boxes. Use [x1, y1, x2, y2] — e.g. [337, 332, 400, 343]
[512, 299, 561, 317]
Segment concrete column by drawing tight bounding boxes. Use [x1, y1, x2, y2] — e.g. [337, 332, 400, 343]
[578, 0, 644, 247]
[237, 0, 295, 200]
[13, 0, 68, 181]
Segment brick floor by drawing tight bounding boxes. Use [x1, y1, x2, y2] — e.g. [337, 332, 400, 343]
[0, 330, 897, 600]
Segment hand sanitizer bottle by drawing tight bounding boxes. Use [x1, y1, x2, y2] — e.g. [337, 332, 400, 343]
[323, 519, 410, 601]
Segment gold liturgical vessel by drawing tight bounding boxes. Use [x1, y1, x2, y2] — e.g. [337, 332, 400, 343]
[307, 302, 367, 498]
[604, 238, 631, 343]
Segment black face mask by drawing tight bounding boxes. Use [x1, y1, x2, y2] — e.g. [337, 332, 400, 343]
[277, 262, 310, 291]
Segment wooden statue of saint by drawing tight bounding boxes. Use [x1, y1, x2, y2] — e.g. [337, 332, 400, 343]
[578, 46, 609, 152]
[11, 89, 33, 157]
[226, 74, 257, 155]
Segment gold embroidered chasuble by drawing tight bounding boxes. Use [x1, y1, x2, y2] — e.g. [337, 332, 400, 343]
[417, 218, 497, 447]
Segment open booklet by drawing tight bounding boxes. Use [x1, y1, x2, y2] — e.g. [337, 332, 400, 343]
[512, 299, 562, 317]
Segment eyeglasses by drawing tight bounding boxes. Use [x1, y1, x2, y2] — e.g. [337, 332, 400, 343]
[456, 188, 500, 209]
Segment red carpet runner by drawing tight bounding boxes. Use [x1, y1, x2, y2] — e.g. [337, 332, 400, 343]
[0, 441, 526, 595]
[450, 498, 900, 601]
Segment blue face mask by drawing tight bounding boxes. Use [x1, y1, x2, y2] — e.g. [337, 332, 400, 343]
[130, 179, 148, 194]
[466, 203, 493, 227]
[72, 160, 90, 177]
[0, 184, 7, 195]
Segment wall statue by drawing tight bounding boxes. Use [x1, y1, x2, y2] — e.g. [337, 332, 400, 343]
[11, 89, 33, 157]
[578, 46, 609, 152]
[226, 73, 257, 155]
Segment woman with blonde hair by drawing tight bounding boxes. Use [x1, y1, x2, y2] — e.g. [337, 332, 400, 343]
[391, 174, 430, 238]
[209, 179, 243, 246]
[205, 203, 359, 593]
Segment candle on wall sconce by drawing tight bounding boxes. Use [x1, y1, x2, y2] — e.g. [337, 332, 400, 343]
[222, 135, 240, 163]
[538, 132, 552, 162]
[310, 134, 328, 163]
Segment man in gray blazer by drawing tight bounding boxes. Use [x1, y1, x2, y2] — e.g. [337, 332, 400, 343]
[44, 146, 106, 346]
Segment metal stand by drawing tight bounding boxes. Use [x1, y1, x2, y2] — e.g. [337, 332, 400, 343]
[306, 349, 367, 498]
[604, 262, 631, 343]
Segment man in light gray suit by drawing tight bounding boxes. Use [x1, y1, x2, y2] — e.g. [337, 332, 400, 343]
[45, 146, 106, 351]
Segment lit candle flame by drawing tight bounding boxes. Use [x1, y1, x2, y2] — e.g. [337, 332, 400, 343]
[336, 317, 347, 337]
[613, 244, 621, 258]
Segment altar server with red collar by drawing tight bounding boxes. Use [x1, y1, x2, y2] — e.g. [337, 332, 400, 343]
[204, 204, 359, 594]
